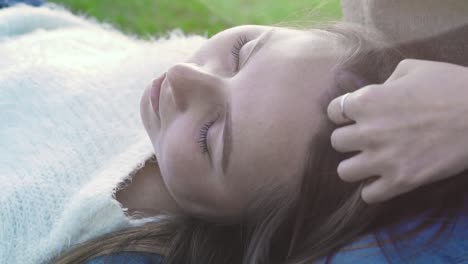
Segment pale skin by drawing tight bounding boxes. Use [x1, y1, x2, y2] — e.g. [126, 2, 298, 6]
[115, 160, 181, 217]
[327, 59, 468, 204]
[118, 25, 342, 221]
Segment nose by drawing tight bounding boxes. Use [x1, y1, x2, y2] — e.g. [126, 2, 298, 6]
[166, 63, 224, 112]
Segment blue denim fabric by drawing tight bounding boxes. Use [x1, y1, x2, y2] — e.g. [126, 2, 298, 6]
[321, 193, 468, 263]
[0, 0, 44, 8]
[85, 252, 163, 264]
[324, 215, 468, 263]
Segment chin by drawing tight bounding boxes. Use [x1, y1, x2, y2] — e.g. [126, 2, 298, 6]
[139, 84, 154, 133]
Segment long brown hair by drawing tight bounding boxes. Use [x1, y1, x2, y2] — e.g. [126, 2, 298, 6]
[49, 22, 468, 264]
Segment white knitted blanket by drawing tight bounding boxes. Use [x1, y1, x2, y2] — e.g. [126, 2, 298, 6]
[0, 4, 206, 264]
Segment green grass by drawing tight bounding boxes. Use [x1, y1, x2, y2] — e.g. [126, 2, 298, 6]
[49, 0, 342, 37]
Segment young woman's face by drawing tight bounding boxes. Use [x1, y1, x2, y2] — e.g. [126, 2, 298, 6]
[140, 25, 340, 220]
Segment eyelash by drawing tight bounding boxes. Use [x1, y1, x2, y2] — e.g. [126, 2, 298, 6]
[198, 118, 217, 155]
[231, 34, 249, 69]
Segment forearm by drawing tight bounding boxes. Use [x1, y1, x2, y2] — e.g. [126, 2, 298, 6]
[341, 0, 468, 44]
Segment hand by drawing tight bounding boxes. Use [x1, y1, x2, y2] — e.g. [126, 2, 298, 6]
[327, 59, 468, 204]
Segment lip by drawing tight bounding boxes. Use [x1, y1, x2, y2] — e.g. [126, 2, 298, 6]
[150, 73, 166, 117]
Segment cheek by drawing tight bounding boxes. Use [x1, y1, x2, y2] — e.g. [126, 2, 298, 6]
[158, 118, 214, 213]
[159, 120, 197, 192]
[140, 85, 157, 135]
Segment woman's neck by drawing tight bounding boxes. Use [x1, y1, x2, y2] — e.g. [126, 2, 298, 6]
[114, 158, 182, 218]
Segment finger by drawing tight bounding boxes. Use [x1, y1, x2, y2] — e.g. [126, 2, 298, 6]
[331, 125, 364, 153]
[384, 59, 416, 83]
[361, 177, 412, 204]
[327, 92, 357, 125]
[361, 177, 390, 204]
[337, 152, 379, 182]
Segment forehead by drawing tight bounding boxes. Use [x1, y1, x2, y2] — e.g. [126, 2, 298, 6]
[273, 28, 341, 63]
[223, 27, 339, 194]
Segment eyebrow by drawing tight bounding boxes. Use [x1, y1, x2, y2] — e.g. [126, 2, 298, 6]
[221, 103, 232, 174]
[240, 28, 275, 68]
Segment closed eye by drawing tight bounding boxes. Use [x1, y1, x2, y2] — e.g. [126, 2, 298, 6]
[198, 118, 216, 155]
[231, 34, 249, 70]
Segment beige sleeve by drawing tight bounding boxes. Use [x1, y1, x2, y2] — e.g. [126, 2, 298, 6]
[340, 0, 468, 43]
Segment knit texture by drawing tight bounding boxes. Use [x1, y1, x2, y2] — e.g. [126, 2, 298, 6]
[0, 4, 206, 264]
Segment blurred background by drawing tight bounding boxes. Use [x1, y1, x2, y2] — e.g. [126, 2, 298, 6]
[49, 0, 342, 37]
